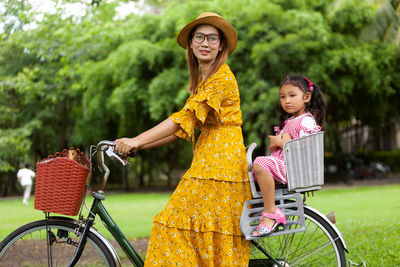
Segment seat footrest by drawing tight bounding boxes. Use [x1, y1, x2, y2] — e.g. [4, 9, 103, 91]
[240, 189, 306, 240]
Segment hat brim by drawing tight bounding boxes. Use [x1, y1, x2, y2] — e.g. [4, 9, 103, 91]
[177, 13, 237, 54]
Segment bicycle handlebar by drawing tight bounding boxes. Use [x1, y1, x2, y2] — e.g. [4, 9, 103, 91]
[95, 140, 131, 193]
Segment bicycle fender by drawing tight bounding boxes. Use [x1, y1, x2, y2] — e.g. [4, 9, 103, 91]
[47, 216, 121, 267]
[89, 226, 121, 267]
[304, 205, 348, 252]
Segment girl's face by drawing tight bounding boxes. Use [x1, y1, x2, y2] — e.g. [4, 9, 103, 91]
[279, 84, 311, 117]
[190, 24, 223, 64]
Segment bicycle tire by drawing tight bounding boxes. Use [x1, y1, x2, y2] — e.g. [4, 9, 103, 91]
[249, 206, 347, 266]
[0, 218, 116, 267]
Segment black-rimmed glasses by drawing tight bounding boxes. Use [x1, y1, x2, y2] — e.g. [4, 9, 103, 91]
[192, 32, 220, 44]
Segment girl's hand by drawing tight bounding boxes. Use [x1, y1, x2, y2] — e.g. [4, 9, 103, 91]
[268, 135, 281, 152]
[280, 132, 292, 143]
[114, 137, 141, 155]
[268, 133, 292, 151]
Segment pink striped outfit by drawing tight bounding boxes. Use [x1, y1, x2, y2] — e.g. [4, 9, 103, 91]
[253, 112, 321, 184]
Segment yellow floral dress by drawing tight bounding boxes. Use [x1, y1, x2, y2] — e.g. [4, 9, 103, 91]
[144, 64, 251, 266]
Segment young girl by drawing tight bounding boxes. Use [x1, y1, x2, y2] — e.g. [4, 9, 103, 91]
[251, 74, 327, 237]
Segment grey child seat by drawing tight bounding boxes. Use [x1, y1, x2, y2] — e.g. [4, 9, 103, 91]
[240, 132, 324, 240]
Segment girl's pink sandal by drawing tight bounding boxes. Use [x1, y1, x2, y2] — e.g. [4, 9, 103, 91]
[251, 207, 287, 237]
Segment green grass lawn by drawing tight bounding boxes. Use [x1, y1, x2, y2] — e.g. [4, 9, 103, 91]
[0, 192, 171, 241]
[306, 183, 400, 266]
[1, 183, 399, 266]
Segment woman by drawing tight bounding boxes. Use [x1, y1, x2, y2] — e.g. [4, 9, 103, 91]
[115, 12, 251, 266]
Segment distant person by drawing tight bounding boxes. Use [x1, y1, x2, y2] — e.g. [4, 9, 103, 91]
[251, 74, 326, 237]
[17, 163, 36, 205]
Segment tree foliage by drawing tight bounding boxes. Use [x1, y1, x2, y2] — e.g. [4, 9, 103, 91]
[1, 0, 399, 195]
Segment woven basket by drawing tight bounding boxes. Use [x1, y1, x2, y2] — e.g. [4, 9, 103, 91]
[34, 148, 89, 216]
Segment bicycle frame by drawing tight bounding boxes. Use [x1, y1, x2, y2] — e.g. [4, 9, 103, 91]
[67, 192, 144, 267]
[65, 140, 144, 267]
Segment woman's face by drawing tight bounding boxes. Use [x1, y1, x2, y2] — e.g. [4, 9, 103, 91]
[190, 24, 223, 64]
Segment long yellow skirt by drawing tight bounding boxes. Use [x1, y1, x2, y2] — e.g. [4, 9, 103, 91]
[144, 222, 250, 266]
[144, 177, 251, 266]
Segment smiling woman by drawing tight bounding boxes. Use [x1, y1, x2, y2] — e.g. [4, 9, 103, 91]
[189, 25, 222, 67]
[177, 12, 237, 94]
[114, 12, 252, 266]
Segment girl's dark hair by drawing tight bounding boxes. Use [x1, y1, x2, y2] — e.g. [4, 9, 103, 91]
[278, 74, 327, 129]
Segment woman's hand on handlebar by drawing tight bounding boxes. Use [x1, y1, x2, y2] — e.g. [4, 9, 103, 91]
[114, 137, 141, 155]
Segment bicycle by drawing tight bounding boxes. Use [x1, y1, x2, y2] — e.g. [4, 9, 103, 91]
[0, 133, 349, 266]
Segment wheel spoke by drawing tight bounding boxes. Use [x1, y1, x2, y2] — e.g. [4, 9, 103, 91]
[0, 219, 115, 266]
[291, 237, 339, 265]
[287, 222, 325, 263]
[249, 207, 346, 267]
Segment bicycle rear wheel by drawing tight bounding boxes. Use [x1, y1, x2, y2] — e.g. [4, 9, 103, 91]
[249, 206, 346, 266]
[0, 218, 116, 267]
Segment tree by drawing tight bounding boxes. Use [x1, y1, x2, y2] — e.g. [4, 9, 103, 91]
[359, 0, 400, 47]
[1, 0, 399, 195]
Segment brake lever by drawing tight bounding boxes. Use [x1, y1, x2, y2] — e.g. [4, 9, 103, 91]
[105, 146, 129, 166]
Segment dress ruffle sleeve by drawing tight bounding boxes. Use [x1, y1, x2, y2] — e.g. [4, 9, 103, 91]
[169, 71, 232, 141]
[189, 77, 228, 122]
[169, 107, 196, 141]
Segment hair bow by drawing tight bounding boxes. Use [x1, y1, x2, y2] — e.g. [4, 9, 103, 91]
[304, 77, 314, 92]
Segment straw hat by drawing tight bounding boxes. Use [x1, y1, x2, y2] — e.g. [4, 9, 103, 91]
[177, 12, 238, 54]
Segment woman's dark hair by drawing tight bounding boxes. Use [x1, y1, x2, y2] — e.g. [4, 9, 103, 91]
[278, 74, 327, 129]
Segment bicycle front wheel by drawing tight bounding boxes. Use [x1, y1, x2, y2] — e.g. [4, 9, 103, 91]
[249, 206, 347, 266]
[0, 218, 116, 267]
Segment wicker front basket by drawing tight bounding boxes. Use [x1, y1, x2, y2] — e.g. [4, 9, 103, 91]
[34, 150, 89, 216]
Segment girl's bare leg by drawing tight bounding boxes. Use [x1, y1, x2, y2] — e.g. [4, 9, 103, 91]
[252, 164, 276, 228]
